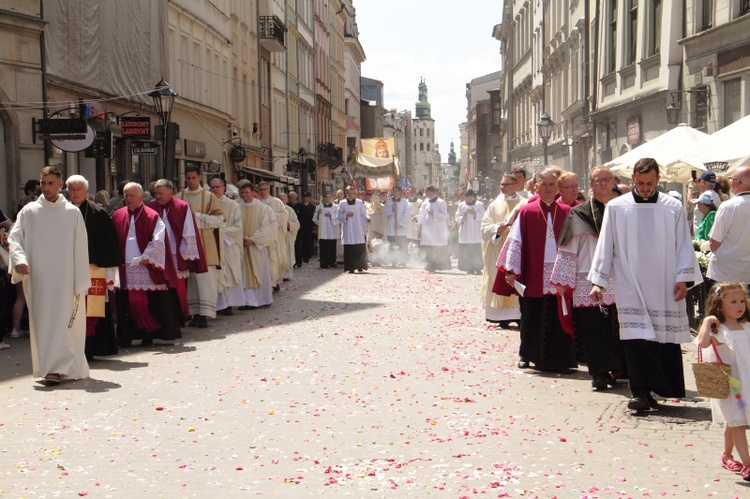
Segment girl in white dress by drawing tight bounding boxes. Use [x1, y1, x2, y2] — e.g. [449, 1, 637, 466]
[697, 281, 750, 480]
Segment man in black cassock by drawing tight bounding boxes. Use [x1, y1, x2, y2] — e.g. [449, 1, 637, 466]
[66, 176, 124, 359]
[292, 192, 316, 266]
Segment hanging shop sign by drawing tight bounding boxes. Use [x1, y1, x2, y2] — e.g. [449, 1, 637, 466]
[121, 117, 151, 138]
[185, 139, 206, 158]
[51, 124, 96, 152]
[133, 145, 157, 156]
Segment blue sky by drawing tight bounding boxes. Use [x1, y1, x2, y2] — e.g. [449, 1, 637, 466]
[356, 0, 503, 164]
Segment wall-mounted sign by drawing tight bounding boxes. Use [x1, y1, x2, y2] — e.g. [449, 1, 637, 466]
[51, 124, 96, 152]
[626, 117, 641, 145]
[185, 139, 206, 158]
[133, 146, 157, 156]
[85, 131, 113, 158]
[121, 117, 151, 138]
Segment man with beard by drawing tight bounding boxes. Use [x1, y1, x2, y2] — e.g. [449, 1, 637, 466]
[177, 166, 223, 327]
[9, 167, 90, 385]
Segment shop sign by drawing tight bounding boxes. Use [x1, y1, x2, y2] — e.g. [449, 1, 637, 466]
[627, 117, 641, 145]
[121, 117, 151, 138]
[34, 118, 87, 140]
[185, 139, 206, 158]
[133, 146, 157, 156]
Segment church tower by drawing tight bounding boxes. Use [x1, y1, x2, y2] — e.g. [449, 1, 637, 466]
[411, 78, 438, 189]
[415, 78, 431, 119]
[448, 141, 457, 166]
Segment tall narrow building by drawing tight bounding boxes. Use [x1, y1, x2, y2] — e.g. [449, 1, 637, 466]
[411, 78, 438, 190]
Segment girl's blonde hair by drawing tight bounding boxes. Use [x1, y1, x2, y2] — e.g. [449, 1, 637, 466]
[705, 281, 750, 323]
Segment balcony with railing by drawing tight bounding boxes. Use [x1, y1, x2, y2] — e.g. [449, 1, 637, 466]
[259, 15, 286, 52]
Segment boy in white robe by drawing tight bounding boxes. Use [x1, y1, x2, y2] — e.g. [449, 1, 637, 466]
[455, 189, 485, 274]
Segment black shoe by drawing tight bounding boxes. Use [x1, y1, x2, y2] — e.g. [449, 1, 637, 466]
[238, 305, 252, 311]
[141, 338, 153, 347]
[592, 373, 610, 390]
[293, 264, 302, 268]
[283, 278, 290, 282]
[627, 397, 650, 412]
[517, 359, 529, 369]
[348, 270, 355, 274]
[647, 394, 660, 408]
[273, 284, 281, 293]
[196, 316, 209, 328]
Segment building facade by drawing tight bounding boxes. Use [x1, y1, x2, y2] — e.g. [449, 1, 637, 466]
[0, 1, 45, 213]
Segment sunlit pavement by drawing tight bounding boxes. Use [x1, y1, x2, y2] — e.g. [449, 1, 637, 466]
[0, 261, 743, 497]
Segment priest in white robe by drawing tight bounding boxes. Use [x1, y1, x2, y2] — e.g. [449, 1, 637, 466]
[314, 193, 340, 269]
[416, 186, 450, 272]
[177, 166, 223, 327]
[9, 166, 91, 385]
[455, 189, 485, 274]
[210, 178, 245, 315]
[481, 175, 524, 326]
[589, 158, 702, 412]
[337, 186, 369, 273]
[258, 181, 289, 291]
[278, 193, 300, 281]
[238, 183, 276, 307]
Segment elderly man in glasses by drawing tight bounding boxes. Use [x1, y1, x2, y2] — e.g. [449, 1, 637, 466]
[551, 166, 625, 391]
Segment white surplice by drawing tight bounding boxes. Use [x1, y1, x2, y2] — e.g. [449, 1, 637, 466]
[239, 199, 275, 307]
[588, 193, 702, 343]
[9, 195, 91, 379]
[313, 204, 341, 240]
[384, 197, 410, 237]
[417, 198, 449, 246]
[337, 199, 369, 245]
[455, 201, 485, 244]
[217, 195, 245, 308]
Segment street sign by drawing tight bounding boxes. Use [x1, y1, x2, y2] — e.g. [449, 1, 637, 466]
[133, 146, 157, 156]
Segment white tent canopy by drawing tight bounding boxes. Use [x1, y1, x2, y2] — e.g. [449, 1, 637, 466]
[604, 123, 708, 182]
[667, 113, 750, 176]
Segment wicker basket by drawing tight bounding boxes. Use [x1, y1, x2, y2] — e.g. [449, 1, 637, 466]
[692, 340, 731, 399]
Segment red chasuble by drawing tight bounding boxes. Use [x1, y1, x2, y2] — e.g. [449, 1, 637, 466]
[493, 198, 571, 298]
[148, 197, 208, 274]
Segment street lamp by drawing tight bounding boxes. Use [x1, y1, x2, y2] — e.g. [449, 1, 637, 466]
[536, 112, 554, 165]
[149, 78, 177, 179]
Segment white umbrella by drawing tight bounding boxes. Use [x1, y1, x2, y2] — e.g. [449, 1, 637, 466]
[667, 113, 750, 176]
[604, 123, 708, 182]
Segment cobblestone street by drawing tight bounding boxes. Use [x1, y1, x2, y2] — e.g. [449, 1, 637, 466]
[0, 264, 746, 497]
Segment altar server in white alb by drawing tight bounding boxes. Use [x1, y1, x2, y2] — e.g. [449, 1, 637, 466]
[455, 189, 485, 274]
[416, 185, 450, 272]
[589, 158, 702, 413]
[337, 186, 369, 273]
[9, 166, 91, 385]
[313, 192, 341, 269]
[384, 186, 411, 266]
